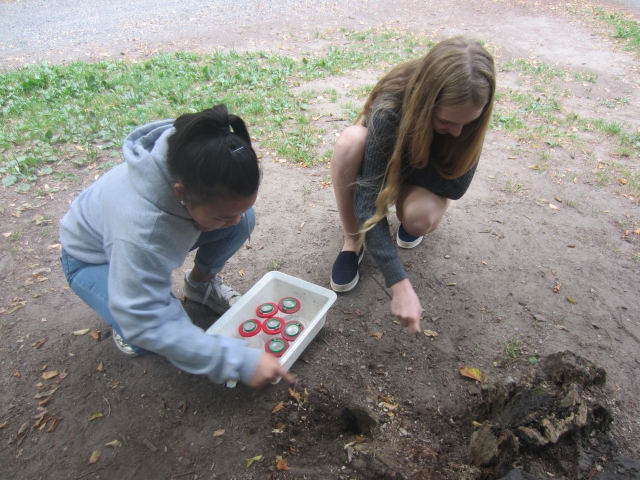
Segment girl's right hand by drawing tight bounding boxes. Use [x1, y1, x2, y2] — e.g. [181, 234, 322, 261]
[390, 278, 422, 334]
[247, 352, 295, 388]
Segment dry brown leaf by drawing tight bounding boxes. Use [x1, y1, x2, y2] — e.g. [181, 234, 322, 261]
[446, 282, 457, 287]
[73, 328, 91, 336]
[41, 371, 58, 380]
[88, 450, 101, 465]
[618, 178, 628, 185]
[33, 337, 48, 349]
[0, 422, 8, 430]
[90, 329, 101, 341]
[459, 366, 487, 383]
[38, 398, 52, 407]
[105, 439, 122, 448]
[58, 370, 68, 381]
[549, 203, 560, 210]
[382, 402, 398, 411]
[555, 325, 569, 331]
[213, 429, 225, 437]
[276, 456, 290, 471]
[369, 331, 383, 340]
[355, 435, 366, 443]
[12, 371, 20, 378]
[272, 401, 284, 414]
[553, 283, 562, 293]
[288, 388, 302, 403]
[106, 381, 119, 388]
[96, 362, 104, 372]
[246, 454, 262, 468]
[87, 413, 103, 422]
[289, 446, 298, 454]
[529, 165, 539, 170]
[238, 270, 245, 276]
[354, 309, 364, 316]
[423, 329, 438, 337]
[46, 418, 61, 432]
[33, 387, 58, 399]
[566, 296, 577, 304]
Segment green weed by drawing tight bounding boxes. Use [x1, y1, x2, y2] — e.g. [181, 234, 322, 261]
[267, 259, 284, 271]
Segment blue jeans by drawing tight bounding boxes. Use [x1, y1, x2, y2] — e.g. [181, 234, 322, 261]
[60, 208, 255, 353]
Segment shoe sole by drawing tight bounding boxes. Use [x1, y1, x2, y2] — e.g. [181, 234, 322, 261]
[397, 235, 423, 249]
[113, 334, 140, 357]
[183, 287, 235, 315]
[330, 248, 365, 293]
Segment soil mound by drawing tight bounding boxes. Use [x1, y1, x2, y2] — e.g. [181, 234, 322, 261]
[469, 352, 640, 479]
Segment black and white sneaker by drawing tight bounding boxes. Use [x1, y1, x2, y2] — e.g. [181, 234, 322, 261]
[330, 248, 365, 292]
[396, 224, 423, 249]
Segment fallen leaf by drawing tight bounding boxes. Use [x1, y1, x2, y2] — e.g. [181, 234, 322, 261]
[446, 282, 457, 287]
[369, 331, 383, 340]
[549, 203, 559, 210]
[105, 439, 122, 448]
[529, 165, 539, 170]
[354, 309, 364, 316]
[38, 398, 52, 407]
[273, 421, 285, 433]
[555, 197, 563, 203]
[238, 270, 245, 276]
[459, 367, 487, 383]
[553, 283, 562, 293]
[566, 296, 577, 304]
[42, 371, 58, 380]
[288, 388, 302, 403]
[246, 455, 263, 468]
[618, 178, 628, 185]
[555, 325, 569, 331]
[12, 371, 20, 378]
[87, 413, 103, 422]
[355, 435, 366, 443]
[272, 401, 284, 414]
[73, 328, 91, 336]
[382, 402, 398, 411]
[481, 260, 487, 266]
[289, 446, 298, 454]
[0, 422, 7, 429]
[106, 381, 119, 388]
[213, 429, 225, 437]
[46, 418, 61, 432]
[423, 329, 438, 337]
[508, 156, 517, 159]
[88, 450, 101, 464]
[3, 301, 26, 315]
[96, 362, 104, 372]
[276, 456, 289, 471]
[90, 329, 101, 341]
[472, 420, 483, 428]
[568, 244, 575, 248]
[633, 229, 640, 235]
[34, 387, 58, 399]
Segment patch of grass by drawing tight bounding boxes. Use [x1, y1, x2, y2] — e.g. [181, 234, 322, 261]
[564, 199, 578, 208]
[596, 170, 610, 186]
[593, 7, 640, 53]
[6, 232, 21, 242]
[505, 338, 524, 358]
[267, 259, 284, 271]
[505, 179, 523, 193]
[1, 29, 437, 190]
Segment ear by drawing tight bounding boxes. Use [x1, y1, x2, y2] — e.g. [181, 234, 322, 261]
[173, 183, 187, 203]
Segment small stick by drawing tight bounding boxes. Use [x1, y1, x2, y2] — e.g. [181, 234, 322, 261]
[362, 266, 392, 300]
[103, 396, 111, 417]
[170, 472, 196, 479]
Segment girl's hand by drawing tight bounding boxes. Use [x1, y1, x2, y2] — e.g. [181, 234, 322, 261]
[389, 279, 422, 334]
[247, 353, 296, 388]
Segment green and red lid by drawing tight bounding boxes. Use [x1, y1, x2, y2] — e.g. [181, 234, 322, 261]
[261, 316, 284, 335]
[282, 320, 305, 342]
[238, 319, 262, 338]
[278, 297, 301, 314]
[265, 337, 289, 357]
[256, 302, 278, 318]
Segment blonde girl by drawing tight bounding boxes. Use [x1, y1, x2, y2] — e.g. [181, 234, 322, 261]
[329, 37, 496, 334]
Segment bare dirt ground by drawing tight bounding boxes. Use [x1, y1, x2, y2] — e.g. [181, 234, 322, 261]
[1, 0, 640, 479]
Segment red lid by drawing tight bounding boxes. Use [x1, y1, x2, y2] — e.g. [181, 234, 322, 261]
[262, 316, 283, 335]
[238, 319, 262, 338]
[282, 320, 305, 342]
[278, 297, 301, 314]
[256, 302, 278, 318]
[265, 337, 289, 357]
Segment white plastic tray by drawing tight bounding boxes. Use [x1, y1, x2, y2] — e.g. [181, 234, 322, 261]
[205, 271, 337, 387]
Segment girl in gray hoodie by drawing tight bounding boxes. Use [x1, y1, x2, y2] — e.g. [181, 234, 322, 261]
[60, 104, 293, 388]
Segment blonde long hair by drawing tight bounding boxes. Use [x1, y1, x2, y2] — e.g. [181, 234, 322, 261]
[356, 37, 496, 247]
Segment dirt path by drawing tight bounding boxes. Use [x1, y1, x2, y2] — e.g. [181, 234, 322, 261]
[1, 0, 640, 479]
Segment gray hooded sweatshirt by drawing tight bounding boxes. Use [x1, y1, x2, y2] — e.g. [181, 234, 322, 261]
[59, 119, 261, 384]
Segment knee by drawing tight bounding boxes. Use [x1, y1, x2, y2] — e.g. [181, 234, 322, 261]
[332, 126, 367, 171]
[402, 211, 444, 236]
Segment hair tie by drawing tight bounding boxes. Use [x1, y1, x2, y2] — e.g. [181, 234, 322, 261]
[218, 126, 231, 136]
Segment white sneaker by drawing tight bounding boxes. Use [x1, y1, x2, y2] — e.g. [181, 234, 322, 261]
[113, 331, 139, 357]
[183, 269, 242, 314]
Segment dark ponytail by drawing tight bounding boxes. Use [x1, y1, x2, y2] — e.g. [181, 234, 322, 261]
[167, 104, 261, 203]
